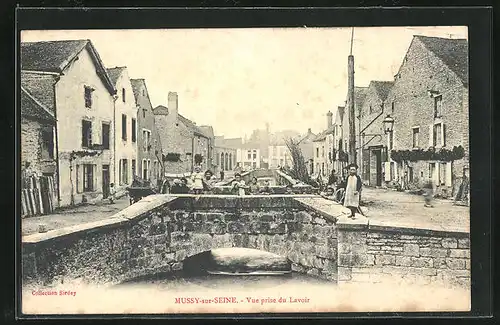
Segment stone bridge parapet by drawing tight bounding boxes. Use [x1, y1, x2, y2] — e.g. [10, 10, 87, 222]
[22, 195, 349, 287]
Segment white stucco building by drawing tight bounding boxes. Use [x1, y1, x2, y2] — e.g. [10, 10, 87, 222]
[21, 40, 117, 207]
[106, 67, 138, 194]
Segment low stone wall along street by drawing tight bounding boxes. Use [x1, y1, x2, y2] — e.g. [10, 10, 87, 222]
[337, 219, 470, 287]
[22, 195, 470, 289]
[22, 195, 345, 287]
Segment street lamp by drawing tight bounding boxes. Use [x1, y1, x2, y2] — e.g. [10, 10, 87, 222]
[383, 114, 395, 134]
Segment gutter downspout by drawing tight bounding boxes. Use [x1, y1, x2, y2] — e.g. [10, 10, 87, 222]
[53, 75, 61, 206]
[113, 95, 118, 186]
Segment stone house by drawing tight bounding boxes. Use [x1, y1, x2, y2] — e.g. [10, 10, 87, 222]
[313, 111, 336, 179]
[106, 67, 137, 195]
[237, 144, 261, 170]
[384, 35, 468, 197]
[356, 80, 394, 186]
[130, 79, 163, 187]
[21, 40, 117, 207]
[214, 136, 238, 174]
[153, 92, 214, 174]
[20, 77, 57, 184]
[297, 128, 317, 176]
[268, 143, 292, 169]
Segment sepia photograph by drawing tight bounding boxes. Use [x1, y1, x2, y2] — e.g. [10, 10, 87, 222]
[19, 25, 471, 315]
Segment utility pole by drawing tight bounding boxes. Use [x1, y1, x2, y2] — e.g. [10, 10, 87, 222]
[347, 27, 356, 165]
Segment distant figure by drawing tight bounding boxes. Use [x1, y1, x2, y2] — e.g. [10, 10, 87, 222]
[328, 169, 338, 187]
[231, 173, 248, 196]
[423, 179, 434, 207]
[203, 170, 216, 194]
[191, 165, 204, 194]
[285, 184, 294, 194]
[109, 183, 116, 204]
[220, 169, 225, 181]
[259, 180, 272, 195]
[249, 177, 260, 195]
[321, 185, 335, 199]
[343, 163, 363, 219]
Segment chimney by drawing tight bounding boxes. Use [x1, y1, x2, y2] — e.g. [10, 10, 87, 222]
[308, 128, 312, 134]
[327, 111, 333, 128]
[168, 92, 178, 123]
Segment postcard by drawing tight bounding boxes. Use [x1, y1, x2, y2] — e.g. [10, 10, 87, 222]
[20, 25, 470, 315]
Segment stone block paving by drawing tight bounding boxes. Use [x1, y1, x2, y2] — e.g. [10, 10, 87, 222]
[360, 187, 469, 233]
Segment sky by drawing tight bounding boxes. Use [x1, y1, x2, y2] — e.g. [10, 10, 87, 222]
[21, 26, 467, 139]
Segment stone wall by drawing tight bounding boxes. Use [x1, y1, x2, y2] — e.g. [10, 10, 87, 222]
[22, 195, 345, 288]
[337, 219, 470, 288]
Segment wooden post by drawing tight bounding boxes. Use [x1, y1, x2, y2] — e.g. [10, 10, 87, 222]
[348, 54, 356, 164]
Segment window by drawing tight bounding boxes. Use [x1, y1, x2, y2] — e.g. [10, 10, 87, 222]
[119, 159, 128, 185]
[122, 114, 127, 141]
[83, 164, 94, 192]
[84, 86, 93, 108]
[433, 123, 443, 147]
[253, 153, 257, 159]
[131, 118, 137, 142]
[412, 127, 420, 148]
[142, 89, 145, 96]
[434, 95, 443, 118]
[408, 167, 414, 182]
[316, 148, 319, 158]
[440, 162, 446, 186]
[247, 151, 251, 159]
[143, 109, 146, 118]
[142, 159, 149, 180]
[143, 129, 151, 150]
[153, 161, 158, 179]
[40, 126, 54, 160]
[147, 160, 151, 180]
[369, 105, 373, 114]
[322, 163, 325, 176]
[391, 101, 395, 114]
[322, 146, 325, 157]
[131, 159, 136, 177]
[82, 120, 92, 148]
[122, 88, 126, 103]
[102, 123, 110, 149]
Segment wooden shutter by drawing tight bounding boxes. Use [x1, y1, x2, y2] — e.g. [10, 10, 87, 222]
[445, 162, 453, 186]
[429, 124, 433, 147]
[93, 164, 98, 191]
[76, 165, 83, 193]
[384, 162, 391, 181]
[442, 123, 446, 147]
[92, 121, 100, 145]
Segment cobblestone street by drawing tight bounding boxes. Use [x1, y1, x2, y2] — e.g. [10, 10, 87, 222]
[21, 195, 131, 236]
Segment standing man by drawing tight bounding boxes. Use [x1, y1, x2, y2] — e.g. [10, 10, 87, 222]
[231, 173, 248, 196]
[220, 168, 225, 181]
[343, 163, 362, 219]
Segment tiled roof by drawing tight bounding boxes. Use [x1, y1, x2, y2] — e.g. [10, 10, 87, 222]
[216, 137, 242, 149]
[21, 39, 116, 94]
[354, 87, 368, 109]
[199, 125, 214, 138]
[130, 79, 144, 102]
[21, 40, 88, 72]
[371, 81, 394, 101]
[21, 72, 55, 113]
[21, 87, 55, 123]
[106, 66, 126, 86]
[415, 35, 468, 85]
[313, 125, 335, 142]
[178, 114, 209, 138]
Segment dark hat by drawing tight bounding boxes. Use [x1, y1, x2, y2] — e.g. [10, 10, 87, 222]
[347, 163, 358, 169]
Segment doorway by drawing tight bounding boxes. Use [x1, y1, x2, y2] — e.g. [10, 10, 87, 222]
[375, 149, 382, 186]
[102, 164, 110, 199]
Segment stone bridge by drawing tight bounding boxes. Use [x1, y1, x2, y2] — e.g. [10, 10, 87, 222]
[22, 194, 470, 289]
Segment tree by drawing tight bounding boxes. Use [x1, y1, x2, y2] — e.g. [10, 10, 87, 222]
[284, 137, 316, 187]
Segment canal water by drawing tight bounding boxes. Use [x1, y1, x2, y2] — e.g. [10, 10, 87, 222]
[21, 248, 471, 314]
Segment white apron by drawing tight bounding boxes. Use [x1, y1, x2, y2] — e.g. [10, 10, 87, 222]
[343, 175, 360, 208]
